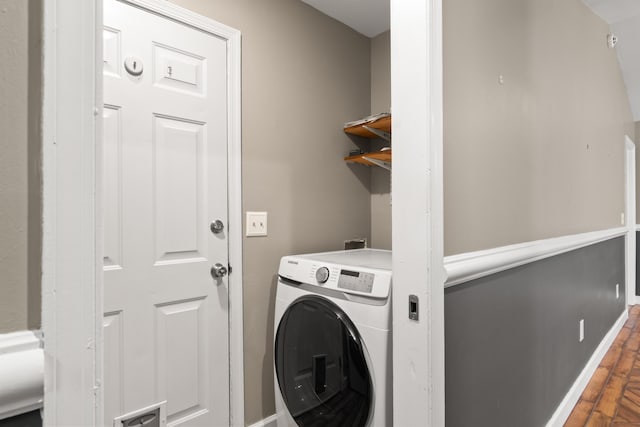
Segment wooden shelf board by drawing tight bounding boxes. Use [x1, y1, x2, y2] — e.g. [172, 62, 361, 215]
[344, 116, 391, 138]
[344, 150, 392, 166]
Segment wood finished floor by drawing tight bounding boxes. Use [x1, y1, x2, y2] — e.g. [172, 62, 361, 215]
[565, 305, 640, 426]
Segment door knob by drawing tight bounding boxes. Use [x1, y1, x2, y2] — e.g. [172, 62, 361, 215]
[211, 263, 228, 278]
[210, 220, 224, 234]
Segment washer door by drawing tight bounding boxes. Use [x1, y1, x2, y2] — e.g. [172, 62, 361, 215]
[275, 296, 372, 427]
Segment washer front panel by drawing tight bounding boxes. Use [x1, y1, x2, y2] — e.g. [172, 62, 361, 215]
[275, 296, 372, 427]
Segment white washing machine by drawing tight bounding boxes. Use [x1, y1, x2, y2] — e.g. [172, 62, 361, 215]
[273, 249, 392, 427]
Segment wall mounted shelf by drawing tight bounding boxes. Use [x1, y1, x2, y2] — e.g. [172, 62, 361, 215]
[344, 114, 391, 140]
[344, 149, 392, 171]
[343, 114, 392, 170]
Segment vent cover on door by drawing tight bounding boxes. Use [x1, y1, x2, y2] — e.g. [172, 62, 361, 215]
[113, 401, 166, 427]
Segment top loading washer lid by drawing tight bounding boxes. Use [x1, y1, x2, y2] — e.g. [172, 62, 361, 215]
[278, 249, 392, 299]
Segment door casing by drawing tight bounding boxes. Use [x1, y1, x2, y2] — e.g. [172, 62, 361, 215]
[42, 0, 244, 425]
[391, 0, 445, 425]
[625, 135, 637, 305]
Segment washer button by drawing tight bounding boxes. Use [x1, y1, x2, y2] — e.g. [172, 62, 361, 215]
[315, 267, 330, 284]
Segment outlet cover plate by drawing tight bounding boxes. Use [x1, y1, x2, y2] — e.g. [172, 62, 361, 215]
[246, 211, 268, 237]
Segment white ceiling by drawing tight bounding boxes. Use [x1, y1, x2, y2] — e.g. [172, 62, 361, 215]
[300, 0, 389, 38]
[583, 0, 640, 121]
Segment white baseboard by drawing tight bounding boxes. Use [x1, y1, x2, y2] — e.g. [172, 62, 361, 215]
[0, 330, 44, 420]
[247, 413, 278, 427]
[545, 309, 628, 426]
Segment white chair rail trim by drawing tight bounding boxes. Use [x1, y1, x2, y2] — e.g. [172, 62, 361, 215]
[0, 330, 44, 420]
[444, 227, 627, 288]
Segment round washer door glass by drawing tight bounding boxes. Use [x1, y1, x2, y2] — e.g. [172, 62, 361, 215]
[275, 296, 372, 427]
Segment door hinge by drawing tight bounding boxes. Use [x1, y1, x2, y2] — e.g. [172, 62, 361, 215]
[228, 263, 233, 275]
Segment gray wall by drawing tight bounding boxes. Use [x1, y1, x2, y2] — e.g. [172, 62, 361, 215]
[444, 0, 635, 255]
[445, 237, 625, 427]
[0, 0, 41, 333]
[370, 31, 392, 250]
[170, 1, 372, 424]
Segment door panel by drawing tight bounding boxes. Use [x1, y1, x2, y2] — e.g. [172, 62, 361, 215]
[155, 298, 208, 421]
[103, 311, 125, 423]
[152, 43, 205, 95]
[103, 27, 122, 78]
[103, 1, 229, 425]
[103, 105, 123, 270]
[153, 115, 206, 264]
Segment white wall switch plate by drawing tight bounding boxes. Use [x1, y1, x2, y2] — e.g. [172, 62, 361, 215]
[246, 211, 268, 237]
[616, 283, 620, 299]
[579, 319, 585, 342]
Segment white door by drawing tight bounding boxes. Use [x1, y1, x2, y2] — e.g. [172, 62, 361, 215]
[103, 0, 230, 425]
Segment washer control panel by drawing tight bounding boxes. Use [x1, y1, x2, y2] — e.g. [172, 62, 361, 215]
[278, 253, 391, 299]
[337, 269, 374, 293]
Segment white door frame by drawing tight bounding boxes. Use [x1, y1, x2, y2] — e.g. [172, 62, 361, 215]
[42, 1, 244, 425]
[391, 0, 445, 425]
[42, 1, 103, 425]
[625, 135, 637, 306]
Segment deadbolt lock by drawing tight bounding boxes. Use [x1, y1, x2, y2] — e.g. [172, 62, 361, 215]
[124, 56, 144, 77]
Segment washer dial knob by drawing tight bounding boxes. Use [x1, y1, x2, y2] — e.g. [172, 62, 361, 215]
[315, 267, 330, 284]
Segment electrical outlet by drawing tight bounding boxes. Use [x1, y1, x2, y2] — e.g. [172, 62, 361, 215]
[616, 283, 620, 299]
[246, 211, 268, 237]
[579, 319, 585, 343]
[621, 212, 625, 225]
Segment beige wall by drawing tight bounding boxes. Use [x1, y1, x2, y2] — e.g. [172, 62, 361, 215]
[370, 31, 392, 249]
[27, 0, 41, 331]
[0, 0, 36, 333]
[444, 0, 635, 255]
[171, 1, 371, 424]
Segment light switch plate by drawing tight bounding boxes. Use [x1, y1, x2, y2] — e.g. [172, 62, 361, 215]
[246, 211, 268, 237]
